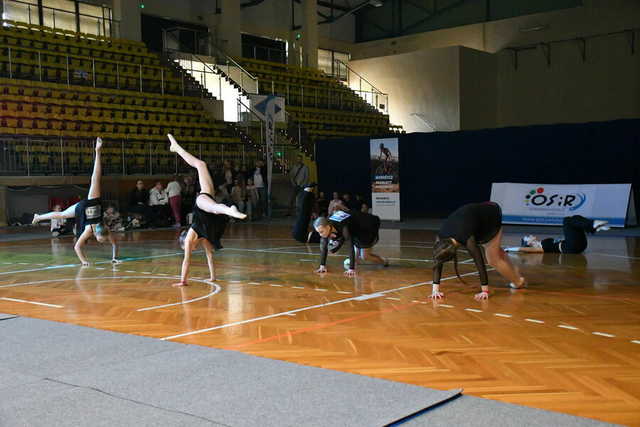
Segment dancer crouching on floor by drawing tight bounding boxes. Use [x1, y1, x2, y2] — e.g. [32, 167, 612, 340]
[168, 134, 246, 287]
[432, 201, 526, 300]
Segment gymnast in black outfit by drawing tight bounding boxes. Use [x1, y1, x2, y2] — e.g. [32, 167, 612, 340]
[313, 210, 387, 277]
[432, 202, 526, 300]
[32, 137, 119, 266]
[507, 215, 609, 254]
[168, 134, 247, 286]
[292, 185, 321, 244]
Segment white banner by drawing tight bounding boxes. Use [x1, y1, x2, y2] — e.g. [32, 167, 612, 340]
[251, 95, 285, 205]
[370, 138, 400, 221]
[490, 183, 633, 227]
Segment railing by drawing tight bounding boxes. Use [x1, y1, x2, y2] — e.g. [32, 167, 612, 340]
[0, 45, 202, 97]
[333, 59, 389, 114]
[0, 136, 265, 177]
[236, 97, 311, 171]
[163, 29, 258, 96]
[3, 0, 120, 39]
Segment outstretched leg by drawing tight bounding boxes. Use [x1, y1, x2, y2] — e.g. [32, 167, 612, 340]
[168, 134, 214, 195]
[87, 137, 103, 200]
[32, 203, 78, 224]
[168, 134, 246, 219]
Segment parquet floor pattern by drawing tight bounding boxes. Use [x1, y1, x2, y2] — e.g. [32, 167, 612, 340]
[0, 226, 638, 426]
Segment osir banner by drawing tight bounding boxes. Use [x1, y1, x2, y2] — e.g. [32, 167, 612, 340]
[490, 183, 634, 227]
[370, 138, 400, 221]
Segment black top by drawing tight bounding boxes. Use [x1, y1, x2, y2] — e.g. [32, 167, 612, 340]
[75, 198, 102, 238]
[129, 188, 149, 206]
[438, 202, 502, 245]
[434, 202, 502, 286]
[319, 210, 380, 268]
[190, 193, 220, 245]
[541, 238, 562, 253]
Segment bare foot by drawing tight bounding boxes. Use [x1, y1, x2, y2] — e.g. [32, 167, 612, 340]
[167, 134, 179, 153]
[172, 281, 188, 287]
[228, 205, 247, 220]
[509, 277, 527, 289]
[32, 214, 41, 224]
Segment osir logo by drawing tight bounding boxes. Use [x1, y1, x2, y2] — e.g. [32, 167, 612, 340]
[524, 187, 586, 211]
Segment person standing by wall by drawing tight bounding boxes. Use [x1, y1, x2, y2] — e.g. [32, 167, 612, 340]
[288, 155, 309, 216]
[253, 161, 267, 219]
[167, 175, 182, 228]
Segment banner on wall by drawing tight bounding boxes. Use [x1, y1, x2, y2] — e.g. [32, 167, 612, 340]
[370, 138, 400, 221]
[490, 183, 635, 227]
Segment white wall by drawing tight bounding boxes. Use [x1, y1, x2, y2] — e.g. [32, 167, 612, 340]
[349, 47, 460, 132]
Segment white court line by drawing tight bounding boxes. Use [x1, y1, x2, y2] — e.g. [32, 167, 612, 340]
[247, 282, 261, 285]
[386, 297, 400, 301]
[224, 247, 433, 264]
[314, 288, 328, 292]
[465, 308, 483, 313]
[270, 284, 284, 287]
[161, 269, 483, 341]
[438, 304, 454, 308]
[137, 279, 221, 311]
[337, 291, 352, 294]
[631, 340, 640, 345]
[494, 313, 512, 318]
[291, 286, 305, 289]
[558, 324, 579, 330]
[525, 318, 545, 324]
[590, 252, 640, 261]
[0, 297, 62, 308]
[592, 332, 616, 338]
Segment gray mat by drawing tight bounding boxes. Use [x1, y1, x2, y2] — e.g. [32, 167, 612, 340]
[0, 380, 220, 427]
[400, 395, 619, 427]
[0, 317, 460, 426]
[0, 312, 18, 321]
[55, 345, 461, 427]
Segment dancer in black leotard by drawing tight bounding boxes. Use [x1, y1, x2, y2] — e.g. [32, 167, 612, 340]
[32, 137, 119, 265]
[313, 210, 387, 277]
[432, 202, 526, 300]
[292, 185, 322, 244]
[168, 134, 247, 286]
[506, 215, 609, 254]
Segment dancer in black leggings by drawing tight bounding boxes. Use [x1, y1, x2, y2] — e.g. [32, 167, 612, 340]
[313, 210, 387, 277]
[168, 134, 246, 286]
[507, 216, 609, 254]
[292, 185, 321, 244]
[433, 201, 526, 300]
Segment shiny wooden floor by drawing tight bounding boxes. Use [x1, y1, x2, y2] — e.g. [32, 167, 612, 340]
[1, 225, 639, 426]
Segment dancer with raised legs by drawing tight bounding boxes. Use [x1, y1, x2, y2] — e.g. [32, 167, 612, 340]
[168, 134, 246, 287]
[32, 138, 119, 265]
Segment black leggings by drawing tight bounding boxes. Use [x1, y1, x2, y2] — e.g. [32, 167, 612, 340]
[292, 191, 320, 243]
[562, 215, 595, 254]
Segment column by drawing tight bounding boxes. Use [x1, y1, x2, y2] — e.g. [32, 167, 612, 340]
[112, 0, 141, 41]
[301, 0, 318, 68]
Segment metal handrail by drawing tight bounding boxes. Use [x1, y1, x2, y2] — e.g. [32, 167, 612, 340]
[163, 29, 257, 95]
[334, 58, 387, 96]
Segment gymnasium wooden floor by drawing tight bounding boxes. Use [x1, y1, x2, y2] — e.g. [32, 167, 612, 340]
[0, 224, 639, 426]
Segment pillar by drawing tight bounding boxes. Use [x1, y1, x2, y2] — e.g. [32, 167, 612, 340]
[112, 0, 141, 41]
[301, 0, 318, 68]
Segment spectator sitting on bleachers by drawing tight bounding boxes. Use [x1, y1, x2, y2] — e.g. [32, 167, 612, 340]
[149, 181, 170, 227]
[328, 192, 348, 215]
[50, 204, 71, 237]
[104, 205, 125, 232]
[128, 180, 151, 226]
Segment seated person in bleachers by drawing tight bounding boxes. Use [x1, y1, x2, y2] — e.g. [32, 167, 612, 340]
[128, 180, 151, 226]
[328, 192, 348, 215]
[50, 204, 71, 237]
[104, 205, 125, 232]
[149, 181, 170, 227]
[230, 179, 247, 214]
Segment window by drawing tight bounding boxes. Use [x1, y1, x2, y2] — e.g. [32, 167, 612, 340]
[3, 0, 38, 25]
[318, 48, 350, 80]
